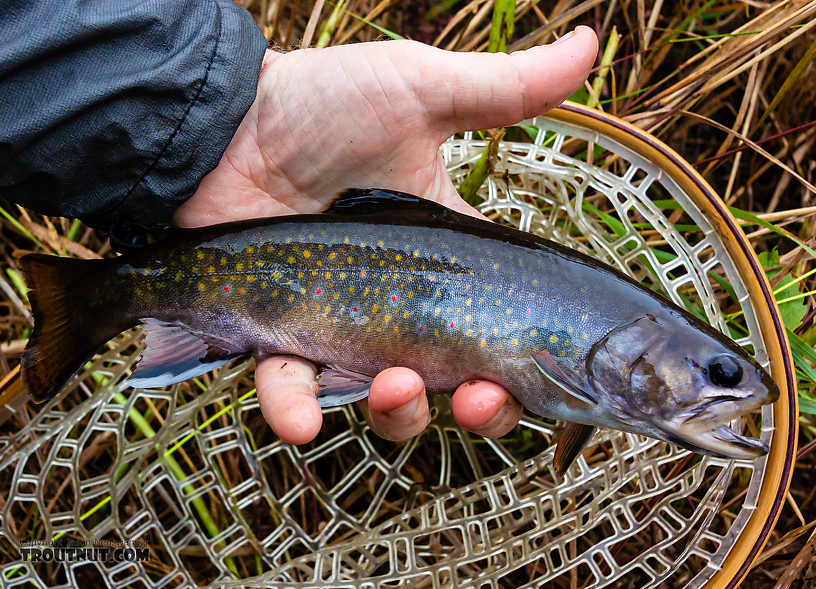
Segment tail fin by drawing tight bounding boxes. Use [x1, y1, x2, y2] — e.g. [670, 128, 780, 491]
[19, 254, 124, 403]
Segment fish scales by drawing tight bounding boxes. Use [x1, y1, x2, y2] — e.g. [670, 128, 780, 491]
[113, 219, 619, 419]
[19, 189, 777, 463]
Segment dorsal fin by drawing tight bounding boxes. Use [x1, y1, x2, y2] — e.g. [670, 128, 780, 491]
[326, 188, 450, 216]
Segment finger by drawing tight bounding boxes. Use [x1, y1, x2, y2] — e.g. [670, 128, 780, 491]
[360, 367, 430, 442]
[407, 26, 598, 136]
[451, 380, 523, 438]
[255, 355, 322, 445]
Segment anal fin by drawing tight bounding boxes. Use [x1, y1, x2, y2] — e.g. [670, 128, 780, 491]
[127, 319, 245, 389]
[553, 422, 597, 479]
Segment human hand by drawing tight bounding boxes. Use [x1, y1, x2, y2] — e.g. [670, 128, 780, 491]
[175, 27, 598, 444]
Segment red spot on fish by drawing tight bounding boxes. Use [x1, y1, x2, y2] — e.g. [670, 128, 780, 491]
[420, 303, 425, 308]
[223, 286, 230, 293]
[315, 288, 322, 295]
[391, 295, 397, 302]
[353, 306, 358, 312]
[450, 321, 455, 328]
[482, 314, 488, 319]
[449, 291, 454, 297]
[526, 309, 532, 315]
[418, 326, 424, 332]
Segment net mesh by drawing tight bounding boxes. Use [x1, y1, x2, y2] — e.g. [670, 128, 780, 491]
[0, 115, 776, 588]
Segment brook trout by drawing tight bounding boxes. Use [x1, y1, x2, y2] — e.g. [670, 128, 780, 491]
[20, 189, 778, 475]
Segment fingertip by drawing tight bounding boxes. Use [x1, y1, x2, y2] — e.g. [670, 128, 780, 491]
[363, 367, 430, 442]
[368, 367, 425, 413]
[452, 380, 523, 438]
[255, 356, 323, 445]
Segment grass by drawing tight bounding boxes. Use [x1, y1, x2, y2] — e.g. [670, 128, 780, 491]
[0, 1, 814, 587]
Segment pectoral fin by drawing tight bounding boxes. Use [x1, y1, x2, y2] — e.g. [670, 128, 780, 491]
[531, 349, 597, 410]
[553, 422, 597, 479]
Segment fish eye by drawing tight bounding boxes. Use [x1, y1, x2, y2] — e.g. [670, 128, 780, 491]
[707, 355, 743, 388]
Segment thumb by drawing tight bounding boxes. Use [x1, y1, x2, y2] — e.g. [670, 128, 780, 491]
[407, 26, 598, 137]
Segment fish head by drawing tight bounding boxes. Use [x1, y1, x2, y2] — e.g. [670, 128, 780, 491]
[586, 312, 779, 459]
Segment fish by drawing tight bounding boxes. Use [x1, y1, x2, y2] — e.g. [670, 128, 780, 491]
[18, 188, 779, 476]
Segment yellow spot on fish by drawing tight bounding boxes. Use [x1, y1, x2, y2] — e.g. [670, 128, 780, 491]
[465, 314, 472, 322]
[348, 286, 355, 294]
[246, 246, 254, 254]
[253, 295, 259, 302]
[329, 252, 336, 260]
[434, 307, 441, 316]
[406, 291, 414, 298]
[549, 334, 558, 344]
[393, 326, 400, 335]
[207, 265, 214, 273]
[236, 262, 244, 271]
[198, 282, 205, 291]
[339, 271, 347, 279]
[379, 260, 385, 267]
[360, 270, 367, 278]
[402, 310, 410, 319]
[267, 246, 274, 253]
[372, 304, 379, 313]
[299, 288, 306, 295]
[303, 250, 311, 258]
[511, 338, 519, 346]
[395, 254, 402, 261]
[347, 256, 354, 264]
[412, 250, 419, 258]
[581, 313, 589, 321]
[480, 339, 487, 348]
[324, 305, 330, 314]
[261, 281, 267, 288]
[493, 262, 500, 270]
[383, 314, 391, 324]
[197, 251, 204, 260]
[287, 256, 295, 264]
[221, 256, 227, 266]
[239, 287, 246, 295]
[297, 271, 304, 279]
[271, 290, 278, 297]
[505, 308, 512, 315]
[377, 240, 384, 248]
[363, 287, 370, 295]
[465, 298, 472, 307]
[450, 256, 457, 264]
[531, 279, 539, 286]
[272, 271, 281, 280]
[344, 237, 350, 244]
[311, 270, 318, 276]
[192, 266, 199, 273]
[288, 294, 294, 302]
[175, 271, 183, 282]
[558, 350, 566, 357]
[333, 292, 340, 300]
[466, 329, 473, 337]
[581, 331, 589, 340]
[247, 275, 255, 282]
[530, 328, 538, 337]
[495, 299, 502, 306]
[325, 272, 332, 279]
[285, 237, 292, 244]
[493, 328, 499, 336]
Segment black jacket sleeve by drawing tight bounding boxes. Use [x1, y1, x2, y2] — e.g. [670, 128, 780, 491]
[0, 0, 267, 239]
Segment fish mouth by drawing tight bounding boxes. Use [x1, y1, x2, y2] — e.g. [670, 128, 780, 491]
[665, 422, 769, 459]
